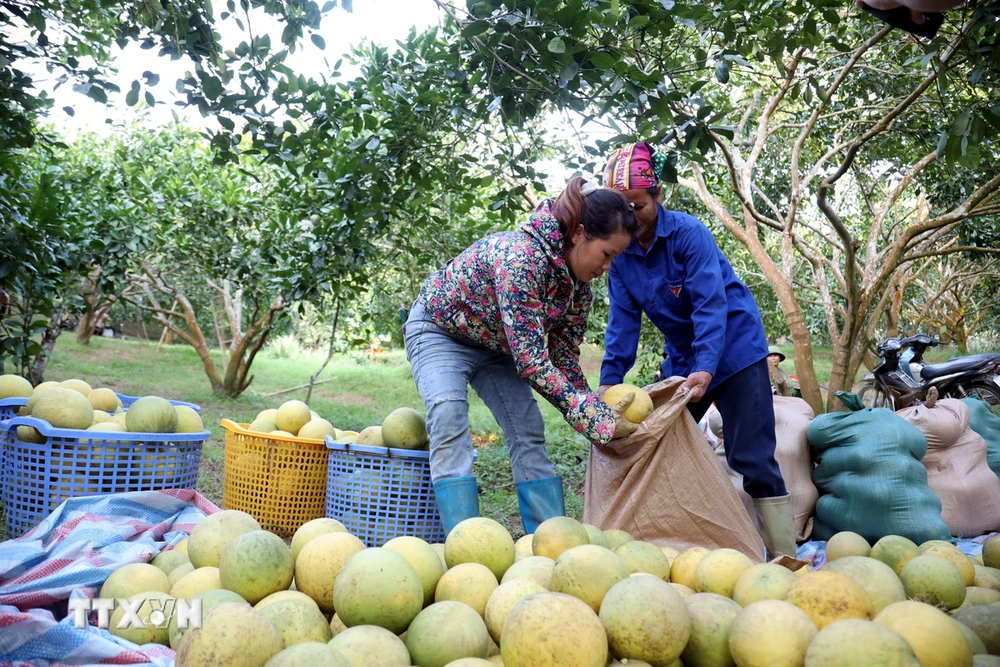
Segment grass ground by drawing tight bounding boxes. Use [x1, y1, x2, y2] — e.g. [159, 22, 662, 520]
[1, 335, 955, 541]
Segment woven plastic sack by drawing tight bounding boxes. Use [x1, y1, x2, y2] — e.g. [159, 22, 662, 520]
[807, 392, 949, 544]
[584, 377, 765, 562]
[963, 397, 1000, 478]
[713, 397, 818, 542]
[897, 398, 1000, 536]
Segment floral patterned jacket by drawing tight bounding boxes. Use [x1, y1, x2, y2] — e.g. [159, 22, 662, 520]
[417, 199, 616, 446]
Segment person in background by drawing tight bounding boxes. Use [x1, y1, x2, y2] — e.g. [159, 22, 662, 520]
[597, 142, 796, 559]
[404, 177, 640, 535]
[767, 346, 791, 397]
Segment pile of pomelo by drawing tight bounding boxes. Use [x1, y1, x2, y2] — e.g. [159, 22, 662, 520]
[86, 506, 1000, 667]
[244, 399, 429, 450]
[0, 374, 204, 443]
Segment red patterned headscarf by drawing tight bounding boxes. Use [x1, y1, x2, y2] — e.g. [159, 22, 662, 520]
[603, 141, 666, 191]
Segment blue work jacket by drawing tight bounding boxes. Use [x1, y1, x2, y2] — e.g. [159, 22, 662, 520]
[600, 204, 769, 391]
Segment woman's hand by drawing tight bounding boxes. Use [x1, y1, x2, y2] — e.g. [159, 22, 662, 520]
[598, 384, 612, 397]
[609, 391, 640, 439]
[681, 371, 713, 401]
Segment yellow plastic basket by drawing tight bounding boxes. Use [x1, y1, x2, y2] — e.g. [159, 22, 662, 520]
[221, 418, 329, 536]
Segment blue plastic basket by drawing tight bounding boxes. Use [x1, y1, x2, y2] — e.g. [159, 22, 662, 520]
[2, 416, 208, 538]
[116, 393, 201, 412]
[0, 397, 28, 420]
[325, 439, 474, 547]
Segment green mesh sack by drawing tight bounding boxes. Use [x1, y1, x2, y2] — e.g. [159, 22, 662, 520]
[963, 397, 1000, 478]
[807, 392, 950, 544]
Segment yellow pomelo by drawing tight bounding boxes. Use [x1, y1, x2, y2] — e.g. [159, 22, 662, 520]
[92, 410, 112, 423]
[108, 591, 174, 646]
[785, 570, 874, 629]
[550, 544, 630, 613]
[405, 600, 490, 666]
[500, 555, 554, 590]
[531, 516, 589, 561]
[297, 418, 337, 441]
[25, 381, 58, 414]
[174, 405, 204, 433]
[168, 562, 195, 587]
[32, 386, 94, 429]
[824, 556, 907, 614]
[973, 565, 1000, 592]
[600, 577, 691, 666]
[256, 408, 279, 421]
[219, 531, 294, 605]
[126, 396, 178, 433]
[435, 562, 498, 617]
[694, 548, 754, 598]
[257, 599, 332, 647]
[354, 425, 383, 445]
[294, 532, 366, 614]
[332, 548, 424, 634]
[733, 562, 798, 606]
[681, 592, 742, 667]
[327, 625, 411, 666]
[671, 547, 711, 589]
[151, 550, 191, 576]
[826, 531, 872, 560]
[88, 388, 121, 412]
[328, 613, 347, 637]
[484, 580, 547, 645]
[602, 383, 654, 424]
[923, 544, 976, 586]
[168, 588, 248, 650]
[276, 400, 311, 435]
[176, 602, 283, 667]
[264, 643, 350, 667]
[501, 592, 607, 667]
[582, 523, 610, 548]
[291, 518, 348, 564]
[188, 509, 262, 569]
[0, 374, 32, 399]
[60, 379, 93, 396]
[100, 563, 171, 599]
[254, 590, 319, 613]
[728, 600, 818, 667]
[384, 535, 447, 607]
[871, 536, 922, 575]
[953, 605, 1000, 655]
[603, 529, 635, 550]
[874, 601, 974, 667]
[671, 582, 696, 598]
[984, 535, 1000, 569]
[381, 407, 429, 449]
[248, 417, 277, 433]
[899, 555, 967, 610]
[614, 540, 673, 580]
[514, 534, 534, 559]
[169, 566, 223, 599]
[446, 517, 516, 580]
[804, 619, 920, 666]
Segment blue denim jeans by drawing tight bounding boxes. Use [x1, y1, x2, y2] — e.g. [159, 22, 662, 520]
[403, 301, 557, 485]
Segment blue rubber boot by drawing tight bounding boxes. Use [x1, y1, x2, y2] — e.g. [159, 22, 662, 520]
[433, 476, 480, 537]
[516, 476, 566, 534]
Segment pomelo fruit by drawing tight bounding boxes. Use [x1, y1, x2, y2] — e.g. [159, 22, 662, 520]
[328, 613, 347, 637]
[257, 599, 333, 647]
[614, 540, 673, 580]
[803, 618, 920, 666]
[355, 425, 384, 446]
[295, 531, 366, 614]
[297, 417, 337, 441]
[446, 517, 515, 580]
[170, 566, 222, 599]
[168, 562, 195, 587]
[733, 562, 798, 606]
[923, 544, 976, 586]
[600, 576, 691, 665]
[694, 548, 754, 598]
[24, 381, 58, 414]
[152, 549, 191, 576]
[604, 529, 635, 550]
[188, 509, 262, 568]
[276, 400, 311, 435]
[108, 591, 174, 646]
[257, 408, 279, 422]
[92, 410, 112, 423]
[264, 642, 350, 667]
[957, 621, 988, 656]
[88, 388, 121, 412]
[219, 530, 294, 604]
[785, 570, 874, 629]
[500, 555, 554, 590]
[826, 531, 872, 560]
[271, 430, 294, 437]
[953, 606, 1000, 654]
[550, 544, 630, 612]
[874, 600, 974, 667]
[671, 547, 711, 589]
[899, 555, 967, 610]
[602, 384, 654, 424]
[254, 590, 319, 613]
[531, 516, 589, 560]
[168, 587, 248, 650]
[871, 535, 922, 575]
[382, 407, 429, 449]
[973, 565, 1000, 592]
[435, 562, 498, 617]
[101, 562, 171, 600]
[582, 523, 610, 548]
[501, 592, 607, 667]
[32, 386, 93, 429]
[984, 535, 1000, 569]
[0, 374, 32, 399]
[484, 580, 547, 645]
[405, 600, 490, 667]
[956, 586, 1000, 609]
[16, 425, 44, 443]
[291, 517, 348, 564]
[176, 602, 283, 667]
[126, 395, 178, 433]
[333, 548, 424, 634]
[60, 379, 92, 396]
[384, 535, 446, 607]
[681, 592, 742, 666]
[174, 405, 204, 433]
[327, 625, 411, 666]
[728, 600, 817, 667]
[249, 417, 278, 433]
[671, 583, 696, 598]
[824, 555, 907, 614]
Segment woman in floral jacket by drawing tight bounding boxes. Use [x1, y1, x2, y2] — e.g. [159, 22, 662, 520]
[404, 177, 639, 534]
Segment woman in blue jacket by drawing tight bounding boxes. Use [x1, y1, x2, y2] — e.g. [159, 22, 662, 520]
[597, 142, 795, 558]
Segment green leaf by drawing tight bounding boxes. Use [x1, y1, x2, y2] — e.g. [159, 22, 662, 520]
[630, 15, 650, 29]
[311, 34, 326, 50]
[951, 110, 971, 136]
[144, 91, 155, 106]
[366, 137, 380, 150]
[203, 76, 223, 99]
[659, 0, 675, 9]
[219, 116, 235, 131]
[126, 88, 139, 106]
[715, 61, 730, 84]
[87, 85, 108, 104]
[591, 52, 614, 69]
[463, 20, 490, 37]
[548, 37, 567, 54]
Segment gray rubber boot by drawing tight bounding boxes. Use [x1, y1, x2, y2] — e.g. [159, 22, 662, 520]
[753, 494, 797, 559]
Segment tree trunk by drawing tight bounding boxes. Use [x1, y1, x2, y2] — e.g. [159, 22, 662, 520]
[29, 308, 64, 385]
[886, 282, 903, 338]
[306, 300, 342, 404]
[76, 309, 95, 345]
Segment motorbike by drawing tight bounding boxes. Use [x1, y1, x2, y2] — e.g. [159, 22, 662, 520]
[858, 334, 1000, 413]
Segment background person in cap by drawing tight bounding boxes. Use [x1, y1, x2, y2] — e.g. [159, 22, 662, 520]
[767, 345, 790, 397]
[597, 141, 796, 559]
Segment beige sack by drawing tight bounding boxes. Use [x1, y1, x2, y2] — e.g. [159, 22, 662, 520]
[897, 398, 1000, 536]
[584, 377, 765, 562]
[712, 396, 818, 542]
